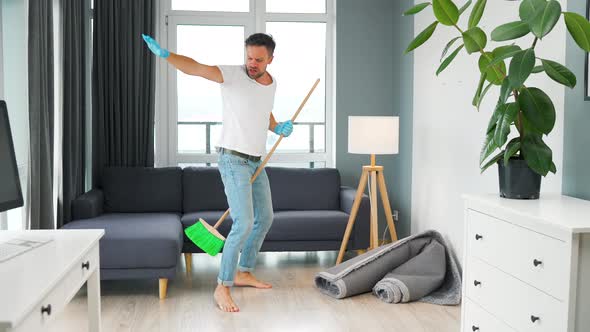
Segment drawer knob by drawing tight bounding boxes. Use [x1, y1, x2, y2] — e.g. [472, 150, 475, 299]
[472, 326, 479, 331]
[475, 234, 483, 240]
[531, 315, 540, 323]
[473, 280, 481, 286]
[41, 304, 52, 316]
[533, 259, 542, 267]
[82, 261, 90, 270]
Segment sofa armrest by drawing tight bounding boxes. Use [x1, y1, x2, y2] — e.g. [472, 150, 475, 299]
[72, 189, 104, 220]
[339, 186, 370, 249]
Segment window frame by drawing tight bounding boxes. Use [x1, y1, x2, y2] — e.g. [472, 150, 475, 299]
[155, 0, 336, 168]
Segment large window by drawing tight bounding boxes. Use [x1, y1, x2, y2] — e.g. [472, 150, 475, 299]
[157, 0, 335, 168]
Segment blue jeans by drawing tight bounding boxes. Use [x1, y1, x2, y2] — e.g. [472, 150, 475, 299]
[217, 152, 274, 286]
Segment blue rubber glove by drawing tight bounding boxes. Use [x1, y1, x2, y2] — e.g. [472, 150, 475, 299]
[142, 34, 170, 58]
[274, 120, 293, 137]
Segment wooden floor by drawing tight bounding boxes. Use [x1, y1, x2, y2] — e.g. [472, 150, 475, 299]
[49, 251, 460, 332]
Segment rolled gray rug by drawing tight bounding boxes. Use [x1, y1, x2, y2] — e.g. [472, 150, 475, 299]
[372, 239, 446, 303]
[314, 230, 461, 305]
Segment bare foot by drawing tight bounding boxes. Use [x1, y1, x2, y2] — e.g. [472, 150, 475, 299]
[214, 285, 239, 312]
[234, 271, 272, 289]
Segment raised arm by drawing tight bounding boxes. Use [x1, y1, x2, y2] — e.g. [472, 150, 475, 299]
[142, 34, 223, 83]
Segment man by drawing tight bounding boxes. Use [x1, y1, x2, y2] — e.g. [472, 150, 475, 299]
[142, 33, 293, 312]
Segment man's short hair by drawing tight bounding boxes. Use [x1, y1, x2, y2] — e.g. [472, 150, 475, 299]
[245, 33, 276, 56]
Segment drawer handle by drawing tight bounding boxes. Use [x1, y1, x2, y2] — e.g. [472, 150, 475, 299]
[475, 234, 483, 240]
[533, 259, 542, 267]
[473, 280, 481, 287]
[472, 326, 479, 331]
[82, 261, 90, 270]
[531, 315, 540, 323]
[41, 304, 52, 316]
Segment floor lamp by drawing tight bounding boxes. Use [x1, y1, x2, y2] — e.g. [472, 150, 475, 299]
[336, 116, 399, 264]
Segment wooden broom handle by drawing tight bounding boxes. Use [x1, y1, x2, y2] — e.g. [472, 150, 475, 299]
[251, 78, 320, 182]
[213, 78, 321, 229]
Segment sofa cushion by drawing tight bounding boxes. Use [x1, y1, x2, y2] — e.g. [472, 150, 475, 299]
[62, 213, 183, 269]
[182, 167, 228, 213]
[102, 167, 182, 213]
[181, 210, 348, 242]
[266, 167, 341, 211]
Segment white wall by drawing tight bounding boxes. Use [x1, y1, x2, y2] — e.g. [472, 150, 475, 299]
[411, 0, 567, 258]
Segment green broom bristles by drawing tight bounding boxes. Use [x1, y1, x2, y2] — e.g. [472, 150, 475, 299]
[185, 218, 225, 256]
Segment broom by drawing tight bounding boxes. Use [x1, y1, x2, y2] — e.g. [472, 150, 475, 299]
[185, 78, 321, 256]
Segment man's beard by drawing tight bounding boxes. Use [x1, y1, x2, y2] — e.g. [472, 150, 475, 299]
[246, 67, 265, 79]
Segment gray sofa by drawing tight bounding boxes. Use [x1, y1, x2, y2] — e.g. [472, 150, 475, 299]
[62, 166, 370, 298]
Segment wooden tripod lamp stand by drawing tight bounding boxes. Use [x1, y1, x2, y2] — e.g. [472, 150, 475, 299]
[336, 116, 400, 264]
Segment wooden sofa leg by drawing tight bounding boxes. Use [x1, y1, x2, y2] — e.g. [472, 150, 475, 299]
[159, 278, 168, 299]
[184, 253, 192, 275]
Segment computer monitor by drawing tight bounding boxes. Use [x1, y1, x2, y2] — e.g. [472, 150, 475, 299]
[0, 100, 24, 213]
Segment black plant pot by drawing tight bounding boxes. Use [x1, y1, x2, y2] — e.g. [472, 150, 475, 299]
[497, 157, 541, 200]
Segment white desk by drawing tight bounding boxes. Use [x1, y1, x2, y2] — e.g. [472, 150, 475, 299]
[0, 230, 104, 332]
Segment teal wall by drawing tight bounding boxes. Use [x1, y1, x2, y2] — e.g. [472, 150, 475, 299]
[563, 1, 590, 200]
[336, 0, 413, 239]
[1, 0, 28, 168]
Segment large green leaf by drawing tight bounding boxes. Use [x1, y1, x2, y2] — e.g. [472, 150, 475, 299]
[479, 52, 506, 85]
[440, 36, 462, 61]
[541, 59, 577, 88]
[468, 0, 487, 29]
[532, 65, 545, 73]
[433, 0, 460, 26]
[493, 45, 522, 58]
[499, 78, 512, 104]
[521, 134, 553, 176]
[564, 12, 590, 52]
[437, 45, 464, 75]
[491, 21, 531, 41]
[484, 45, 522, 71]
[504, 138, 521, 166]
[519, 87, 556, 134]
[521, 113, 544, 136]
[473, 72, 488, 107]
[519, 0, 547, 23]
[463, 27, 488, 54]
[508, 48, 535, 88]
[494, 102, 519, 147]
[476, 82, 494, 110]
[405, 22, 439, 53]
[530, 0, 561, 38]
[459, 0, 473, 15]
[480, 131, 498, 165]
[403, 3, 430, 16]
[486, 102, 507, 134]
[480, 150, 504, 173]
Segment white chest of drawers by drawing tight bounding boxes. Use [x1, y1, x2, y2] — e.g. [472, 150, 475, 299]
[461, 194, 590, 332]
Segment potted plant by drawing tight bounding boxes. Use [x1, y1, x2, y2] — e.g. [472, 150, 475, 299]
[404, 0, 590, 199]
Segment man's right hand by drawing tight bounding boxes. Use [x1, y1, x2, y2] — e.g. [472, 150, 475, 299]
[142, 34, 170, 58]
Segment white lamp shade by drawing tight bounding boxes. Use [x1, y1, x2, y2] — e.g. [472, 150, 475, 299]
[348, 116, 399, 155]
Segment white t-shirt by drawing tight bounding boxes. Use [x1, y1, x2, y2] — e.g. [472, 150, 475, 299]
[216, 65, 277, 157]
